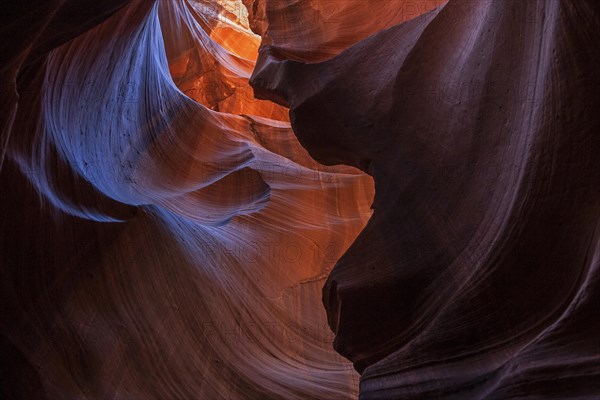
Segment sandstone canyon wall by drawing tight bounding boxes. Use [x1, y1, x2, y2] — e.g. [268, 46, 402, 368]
[1, 0, 599, 399]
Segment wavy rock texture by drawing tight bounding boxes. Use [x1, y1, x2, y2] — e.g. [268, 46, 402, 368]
[2, 0, 600, 399]
[250, 0, 600, 398]
[1, 1, 373, 399]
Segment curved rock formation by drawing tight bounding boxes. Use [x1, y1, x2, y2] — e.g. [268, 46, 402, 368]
[1, 1, 372, 398]
[2, 0, 600, 399]
[250, 0, 600, 398]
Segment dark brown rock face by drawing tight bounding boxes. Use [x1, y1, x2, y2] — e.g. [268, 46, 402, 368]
[250, 0, 600, 398]
[2, 0, 599, 398]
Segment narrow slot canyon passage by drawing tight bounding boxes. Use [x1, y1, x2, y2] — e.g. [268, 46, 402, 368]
[1, 1, 599, 399]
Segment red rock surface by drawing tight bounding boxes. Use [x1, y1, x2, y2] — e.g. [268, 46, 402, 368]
[1, 0, 599, 399]
[251, 0, 600, 398]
